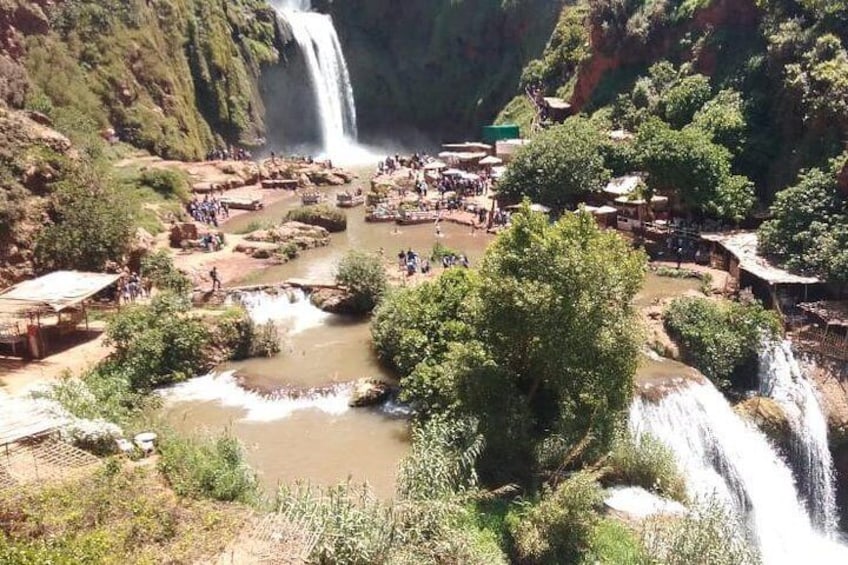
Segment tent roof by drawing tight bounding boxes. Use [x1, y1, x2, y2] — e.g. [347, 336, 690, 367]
[479, 156, 503, 165]
[0, 393, 67, 446]
[442, 142, 492, 151]
[0, 271, 120, 315]
[583, 205, 618, 215]
[701, 232, 821, 285]
[543, 97, 571, 111]
[604, 175, 643, 196]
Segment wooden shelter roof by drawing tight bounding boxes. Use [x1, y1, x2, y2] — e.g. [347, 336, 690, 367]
[701, 232, 821, 286]
[0, 271, 120, 316]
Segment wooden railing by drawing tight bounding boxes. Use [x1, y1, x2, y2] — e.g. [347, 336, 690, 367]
[796, 327, 848, 361]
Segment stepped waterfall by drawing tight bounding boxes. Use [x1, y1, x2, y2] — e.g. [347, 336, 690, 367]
[274, 0, 358, 156]
[630, 379, 848, 563]
[759, 340, 838, 534]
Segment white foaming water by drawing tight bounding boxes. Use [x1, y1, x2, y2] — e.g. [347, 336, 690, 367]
[759, 340, 838, 534]
[233, 289, 330, 334]
[162, 371, 352, 422]
[605, 486, 687, 519]
[630, 381, 848, 564]
[275, 0, 358, 158]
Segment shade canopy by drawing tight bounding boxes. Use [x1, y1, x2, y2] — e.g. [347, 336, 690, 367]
[479, 156, 503, 166]
[423, 160, 447, 170]
[0, 271, 120, 315]
[443, 168, 464, 176]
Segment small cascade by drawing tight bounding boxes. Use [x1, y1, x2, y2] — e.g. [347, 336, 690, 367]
[274, 0, 357, 155]
[758, 340, 838, 534]
[604, 486, 687, 520]
[630, 381, 848, 563]
[231, 289, 331, 334]
[162, 371, 353, 422]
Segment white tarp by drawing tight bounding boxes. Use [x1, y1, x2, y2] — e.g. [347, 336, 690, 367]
[0, 271, 120, 313]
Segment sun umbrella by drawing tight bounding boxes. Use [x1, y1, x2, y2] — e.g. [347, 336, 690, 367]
[479, 156, 503, 166]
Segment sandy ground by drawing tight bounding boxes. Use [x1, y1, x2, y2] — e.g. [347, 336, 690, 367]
[0, 321, 111, 397]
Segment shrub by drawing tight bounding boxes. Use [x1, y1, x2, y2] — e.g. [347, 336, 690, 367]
[279, 241, 299, 260]
[641, 499, 759, 565]
[606, 432, 687, 503]
[285, 204, 347, 232]
[430, 241, 462, 262]
[213, 306, 281, 360]
[335, 250, 387, 313]
[157, 432, 259, 504]
[139, 168, 190, 201]
[141, 250, 192, 294]
[105, 293, 210, 390]
[507, 472, 603, 564]
[663, 296, 781, 389]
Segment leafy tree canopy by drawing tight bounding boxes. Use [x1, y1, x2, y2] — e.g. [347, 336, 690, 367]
[759, 153, 848, 283]
[635, 118, 755, 222]
[497, 117, 610, 210]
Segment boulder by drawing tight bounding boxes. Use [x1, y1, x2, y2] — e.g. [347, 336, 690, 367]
[349, 379, 391, 408]
[169, 222, 199, 247]
[310, 286, 359, 314]
[244, 221, 330, 249]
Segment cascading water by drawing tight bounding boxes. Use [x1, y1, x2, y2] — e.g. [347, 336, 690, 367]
[758, 339, 838, 534]
[274, 0, 358, 156]
[630, 380, 848, 564]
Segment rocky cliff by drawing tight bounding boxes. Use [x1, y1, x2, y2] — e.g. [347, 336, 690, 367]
[315, 0, 565, 144]
[1, 0, 289, 160]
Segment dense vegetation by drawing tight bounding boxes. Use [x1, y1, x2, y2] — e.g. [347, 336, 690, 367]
[663, 295, 782, 390]
[374, 206, 647, 484]
[499, 0, 848, 282]
[16, 0, 281, 159]
[335, 250, 388, 313]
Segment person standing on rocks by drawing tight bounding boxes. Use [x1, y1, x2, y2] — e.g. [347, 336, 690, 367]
[210, 267, 222, 292]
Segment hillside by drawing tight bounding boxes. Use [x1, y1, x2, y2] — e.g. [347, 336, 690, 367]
[2, 0, 286, 160]
[317, 0, 565, 143]
[498, 0, 848, 283]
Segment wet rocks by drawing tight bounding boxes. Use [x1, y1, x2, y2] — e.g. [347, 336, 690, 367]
[734, 396, 791, 454]
[349, 379, 391, 408]
[243, 221, 330, 248]
[310, 286, 359, 314]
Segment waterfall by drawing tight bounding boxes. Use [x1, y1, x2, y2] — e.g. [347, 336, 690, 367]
[758, 340, 838, 534]
[230, 289, 331, 334]
[630, 381, 848, 564]
[273, 0, 358, 155]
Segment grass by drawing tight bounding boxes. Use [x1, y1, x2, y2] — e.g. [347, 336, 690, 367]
[0, 463, 250, 564]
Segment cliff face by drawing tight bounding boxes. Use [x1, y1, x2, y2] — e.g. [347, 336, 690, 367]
[315, 0, 565, 144]
[2, 0, 288, 160]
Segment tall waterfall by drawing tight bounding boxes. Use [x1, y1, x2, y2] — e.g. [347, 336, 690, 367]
[630, 381, 848, 564]
[759, 340, 838, 534]
[274, 0, 358, 155]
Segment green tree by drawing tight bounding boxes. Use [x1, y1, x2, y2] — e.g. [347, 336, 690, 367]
[474, 206, 646, 465]
[660, 74, 713, 128]
[34, 167, 133, 273]
[691, 89, 748, 153]
[335, 250, 388, 313]
[498, 117, 610, 210]
[636, 118, 754, 221]
[759, 155, 848, 283]
[140, 250, 192, 294]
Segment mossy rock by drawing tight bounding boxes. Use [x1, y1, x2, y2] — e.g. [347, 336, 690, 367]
[734, 396, 791, 455]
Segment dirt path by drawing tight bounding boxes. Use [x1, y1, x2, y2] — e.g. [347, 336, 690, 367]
[0, 322, 111, 397]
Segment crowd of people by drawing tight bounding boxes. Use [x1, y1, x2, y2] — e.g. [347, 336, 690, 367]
[117, 270, 148, 304]
[186, 196, 229, 227]
[206, 146, 253, 161]
[394, 247, 471, 277]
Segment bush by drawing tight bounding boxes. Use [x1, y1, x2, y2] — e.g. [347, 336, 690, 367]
[606, 432, 687, 503]
[663, 296, 781, 389]
[507, 472, 603, 564]
[213, 306, 281, 360]
[34, 169, 134, 273]
[371, 268, 477, 375]
[141, 250, 192, 294]
[285, 204, 347, 232]
[105, 293, 210, 390]
[430, 241, 462, 262]
[157, 432, 259, 504]
[139, 168, 190, 201]
[641, 499, 759, 565]
[335, 250, 387, 313]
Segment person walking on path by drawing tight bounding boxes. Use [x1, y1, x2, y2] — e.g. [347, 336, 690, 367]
[210, 266, 222, 292]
